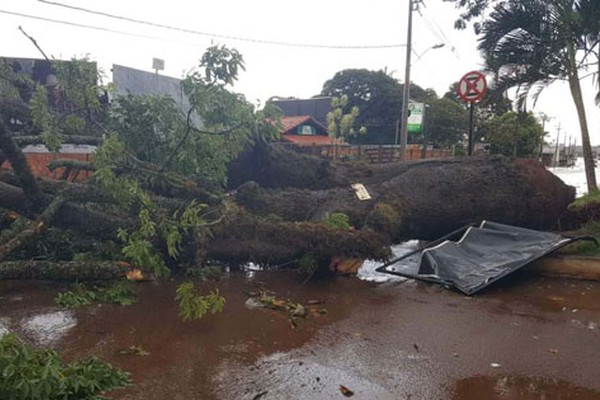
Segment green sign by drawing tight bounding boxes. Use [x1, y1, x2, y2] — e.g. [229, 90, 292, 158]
[407, 102, 424, 133]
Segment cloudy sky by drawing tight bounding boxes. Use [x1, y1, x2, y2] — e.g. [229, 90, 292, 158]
[1, 0, 599, 144]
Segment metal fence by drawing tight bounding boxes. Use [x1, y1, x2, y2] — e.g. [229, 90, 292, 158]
[276, 143, 453, 164]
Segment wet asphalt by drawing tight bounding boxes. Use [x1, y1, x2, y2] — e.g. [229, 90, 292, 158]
[1, 270, 600, 399]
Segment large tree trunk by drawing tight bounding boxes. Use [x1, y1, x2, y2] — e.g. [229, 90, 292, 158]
[0, 143, 577, 270]
[0, 261, 124, 281]
[230, 147, 574, 243]
[567, 42, 597, 193]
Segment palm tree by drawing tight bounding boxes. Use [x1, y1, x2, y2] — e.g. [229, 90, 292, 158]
[478, 0, 599, 193]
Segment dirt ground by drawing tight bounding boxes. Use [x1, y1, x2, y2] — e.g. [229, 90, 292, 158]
[1, 270, 600, 399]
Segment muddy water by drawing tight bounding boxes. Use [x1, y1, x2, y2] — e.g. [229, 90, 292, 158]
[0, 273, 384, 399]
[2, 272, 600, 399]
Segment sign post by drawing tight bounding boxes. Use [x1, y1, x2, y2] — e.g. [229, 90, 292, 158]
[407, 102, 424, 133]
[457, 71, 488, 156]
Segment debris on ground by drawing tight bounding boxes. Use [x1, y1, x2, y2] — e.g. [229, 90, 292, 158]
[339, 385, 355, 397]
[119, 345, 150, 356]
[246, 289, 327, 328]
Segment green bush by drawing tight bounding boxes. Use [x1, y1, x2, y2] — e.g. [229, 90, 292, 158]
[322, 212, 352, 230]
[0, 334, 131, 399]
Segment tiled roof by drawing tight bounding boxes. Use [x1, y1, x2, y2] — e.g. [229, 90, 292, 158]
[279, 115, 328, 135]
[279, 115, 313, 133]
[277, 115, 343, 146]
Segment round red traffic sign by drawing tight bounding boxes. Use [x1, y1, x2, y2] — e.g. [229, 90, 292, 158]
[457, 70, 488, 103]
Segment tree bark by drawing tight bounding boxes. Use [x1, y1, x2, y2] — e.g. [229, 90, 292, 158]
[0, 196, 65, 262]
[0, 119, 47, 212]
[0, 143, 578, 268]
[0, 261, 124, 281]
[233, 153, 574, 242]
[567, 42, 597, 193]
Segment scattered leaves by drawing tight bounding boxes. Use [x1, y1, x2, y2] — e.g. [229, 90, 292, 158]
[253, 290, 327, 329]
[175, 282, 225, 322]
[340, 385, 354, 397]
[126, 268, 146, 282]
[55, 282, 136, 308]
[119, 345, 150, 356]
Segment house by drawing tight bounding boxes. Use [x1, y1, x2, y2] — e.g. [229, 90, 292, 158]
[112, 64, 192, 116]
[270, 97, 332, 127]
[279, 115, 341, 146]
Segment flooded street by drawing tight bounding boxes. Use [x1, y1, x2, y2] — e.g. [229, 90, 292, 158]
[1, 271, 600, 399]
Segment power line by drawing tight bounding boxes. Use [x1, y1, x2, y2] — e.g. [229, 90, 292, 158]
[37, 0, 407, 50]
[419, 6, 460, 59]
[0, 9, 211, 47]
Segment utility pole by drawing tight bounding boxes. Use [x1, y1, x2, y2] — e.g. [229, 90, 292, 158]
[399, 0, 423, 161]
[553, 123, 561, 168]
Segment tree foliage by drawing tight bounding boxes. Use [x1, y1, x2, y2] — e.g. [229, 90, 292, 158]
[424, 97, 469, 148]
[175, 282, 225, 321]
[0, 46, 283, 310]
[481, 112, 544, 157]
[475, 0, 599, 191]
[321, 69, 434, 144]
[0, 334, 131, 399]
[326, 95, 366, 145]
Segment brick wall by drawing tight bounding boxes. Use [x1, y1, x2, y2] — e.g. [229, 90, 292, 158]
[1, 153, 93, 182]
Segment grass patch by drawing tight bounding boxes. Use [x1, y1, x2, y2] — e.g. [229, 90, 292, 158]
[569, 188, 600, 211]
[561, 220, 600, 256]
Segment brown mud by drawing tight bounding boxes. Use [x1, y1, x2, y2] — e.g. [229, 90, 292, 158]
[1, 271, 600, 399]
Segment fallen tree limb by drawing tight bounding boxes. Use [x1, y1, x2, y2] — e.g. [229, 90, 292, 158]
[47, 159, 96, 173]
[0, 196, 65, 262]
[0, 260, 124, 281]
[0, 119, 47, 212]
[206, 210, 391, 265]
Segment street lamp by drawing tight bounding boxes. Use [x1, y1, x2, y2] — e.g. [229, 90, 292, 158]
[414, 43, 446, 60]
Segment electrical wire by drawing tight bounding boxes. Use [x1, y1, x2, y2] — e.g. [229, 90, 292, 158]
[418, 2, 460, 59]
[0, 9, 213, 47]
[37, 0, 407, 50]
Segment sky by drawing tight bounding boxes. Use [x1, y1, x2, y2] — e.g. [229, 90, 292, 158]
[1, 0, 599, 145]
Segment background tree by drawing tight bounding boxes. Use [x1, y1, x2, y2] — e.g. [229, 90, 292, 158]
[321, 69, 433, 144]
[452, 0, 600, 192]
[480, 112, 544, 157]
[424, 97, 469, 148]
[326, 95, 366, 157]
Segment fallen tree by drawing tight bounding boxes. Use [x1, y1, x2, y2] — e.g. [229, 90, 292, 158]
[229, 145, 574, 241]
[0, 52, 578, 279]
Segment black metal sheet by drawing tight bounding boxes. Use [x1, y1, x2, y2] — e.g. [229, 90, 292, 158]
[376, 221, 593, 295]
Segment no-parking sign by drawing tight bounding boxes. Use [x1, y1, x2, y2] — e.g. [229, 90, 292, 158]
[457, 71, 488, 103]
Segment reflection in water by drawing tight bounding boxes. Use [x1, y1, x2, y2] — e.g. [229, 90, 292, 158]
[549, 157, 600, 197]
[453, 375, 600, 400]
[0, 318, 9, 337]
[21, 310, 76, 347]
[358, 240, 419, 283]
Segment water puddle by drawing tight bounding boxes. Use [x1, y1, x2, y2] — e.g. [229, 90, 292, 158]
[358, 240, 419, 282]
[0, 318, 9, 337]
[452, 375, 600, 399]
[20, 310, 77, 347]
